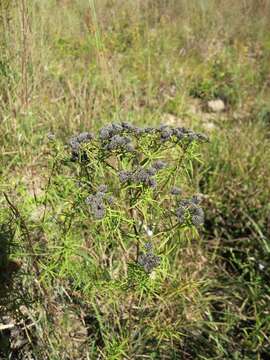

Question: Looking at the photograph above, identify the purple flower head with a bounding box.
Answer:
[176,206,185,224]
[160,126,173,141]
[119,171,132,183]
[85,191,107,220]
[85,195,94,205]
[112,123,123,132]
[146,167,157,176]
[144,242,153,252]
[148,178,157,188]
[99,128,110,140]
[138,252,161,273]
[77,132,93,143]
[173,128,185,140]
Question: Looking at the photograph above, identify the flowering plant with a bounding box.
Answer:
[56,122,208,291]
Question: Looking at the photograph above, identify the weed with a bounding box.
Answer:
[1,0,270,358]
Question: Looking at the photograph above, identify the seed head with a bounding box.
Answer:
[188,204,204,227]
[69,138,80,149]
[146,167,157,176]
[138,252,161,273]
[176,206,185,224]
[99,128,110,140]
[95,191,106,199]
[144,242,153,252]
[119,171,132,183]
[85,191,106,219]
[112,123,123,132]
[173,128,185,140]
[99,124,116,140]
[144,127,155,134]
[159,126,173,141]
[68,132,93,161]
[148,178,157,188]
[134,168,149,183]
[85,195,94,205]
[92,203,105,219]
[191,215,204,227]
[112,134,126,145]
[77,132,93,143]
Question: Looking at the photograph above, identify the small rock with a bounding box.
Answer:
[202,122,217,132]
[207,99,225,113]
[19,305,29,316]
[47,132,55,141]
[188,98,202,115]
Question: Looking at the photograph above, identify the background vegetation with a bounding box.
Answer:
[1,0,270,359]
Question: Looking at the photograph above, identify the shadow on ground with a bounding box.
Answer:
[0,220,30,359]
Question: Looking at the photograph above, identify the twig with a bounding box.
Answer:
[0,323,15,331]
[3,192,53,310]
[3,192,35,261]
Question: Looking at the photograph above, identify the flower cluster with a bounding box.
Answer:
[98,122,208,148]
[69,132,94,161]
[109,135,133,151]
[118,170,132,184]
[120,122,154,136]
[175,206,185,224]
[157,125,174,142]
[189,204,204,226]
[144,241,153,251]
[118,161,167,188]
[47,121,208,298]
[85,184,108,219]
[99,123,123,140]
[154,124,209,144]
[99,123,135,153]
[138,242,161,273]
[175,195,204,227]
[132,166,158,188]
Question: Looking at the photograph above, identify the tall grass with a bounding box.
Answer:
[1,0,270,358]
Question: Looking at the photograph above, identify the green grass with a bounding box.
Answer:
[1,0,270,359]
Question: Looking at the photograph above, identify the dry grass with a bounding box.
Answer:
[1,1,270,359]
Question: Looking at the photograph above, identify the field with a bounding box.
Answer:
[1,1,270,359]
